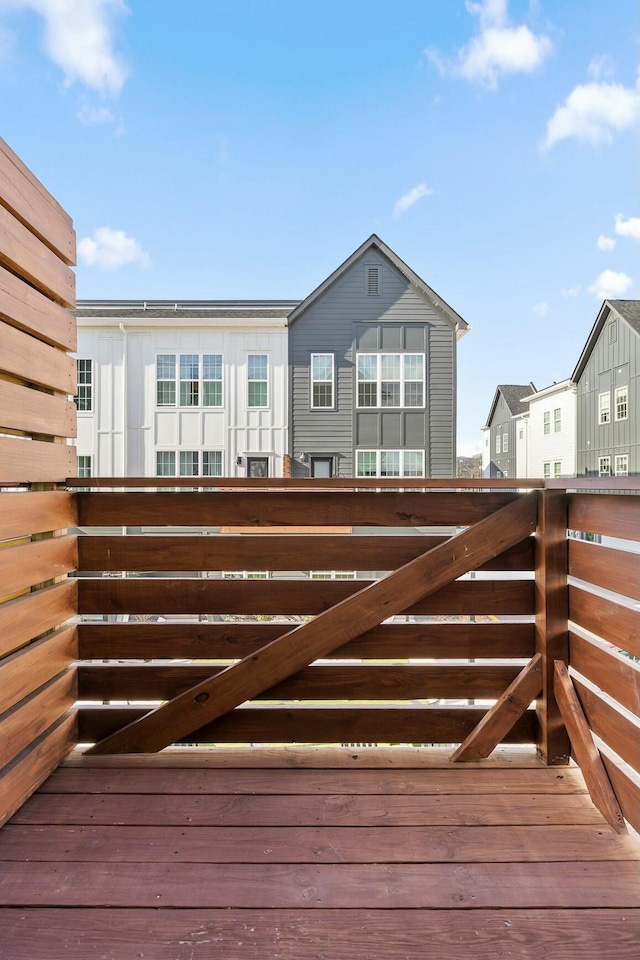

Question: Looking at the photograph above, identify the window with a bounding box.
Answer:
[77,455,92,478]
[366,265,380,296]
[156,354,223,407]
[203,451,222,476]
[310,571,356,580]
[203,355,223,407]
[554,461,562,478]
[223,570,269,580]
[502,433,508,453]
[554,408,561,433]
[180,355,199,406]
[356,449,424,478]
[356,354,424,408]
[179,450,199,476]
[543,462,551,479]
[75,359,92,411]
[598,456,611,477]
[543,411,550,435]
[156,355,176,405]
[615,386,628,421]
[599,392,611,424]
[311,354,334,408]
[248,354,268,407]
[496,434,501,454]
[615,455,628,477]
[156,450,222,476]
[156,451,176,476]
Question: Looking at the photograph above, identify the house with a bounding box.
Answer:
[571,299,639,477]
[74,236,470,479]
[482,384,535,478]
[525,379,577,479]
[288,235,469,478]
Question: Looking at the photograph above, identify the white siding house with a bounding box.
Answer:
[527,380,576,479]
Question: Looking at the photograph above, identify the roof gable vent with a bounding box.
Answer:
[367,265,380,297]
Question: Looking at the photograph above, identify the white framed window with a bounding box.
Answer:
[156,450,223,476]
[598,456,611,477]
[311,353,334,408]
[203,354,223,407]
[502,433,508,453]
[599,392,611,424]
[203,451,223,476]
[179,355,199,406]
[156,353,223,407]
[496,434,501,454]
[247,354,268,407]
[156,355,176,406]
[156,451,176,476]
[222,570,269,579]
[366,264,380,296]
[75,359,93,412]
[310,571,356,580]
[615,386,628,421]
[77,455,92,478]
[356,449,425,478]
[543,411,550,435]
[356,354,425,408]
[179,450,199,476]
[554,461,562,478]
[543,462,551,479]
[554,408,561,432]
[614,454,628,477]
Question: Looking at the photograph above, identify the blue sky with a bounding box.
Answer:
[1,0,638,454]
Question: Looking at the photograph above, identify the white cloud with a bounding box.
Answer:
[597,234,616,251]
[76,101,115,125]
[392,183,434,219]
[427,0,553,91]
[4,0,129,96]
[532,302,548,317]
[78,227,150,270]
[588,269,633,300]
[561,286,580,298]
[615,213,640,241]
[542,76,640,150]
[588,54,616,82]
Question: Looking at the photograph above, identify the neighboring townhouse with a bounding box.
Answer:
[74,236,470,479]
[288,235,469,478]
[526,379,577,479]
[482,384,535,478]
[571,299,639,478]
[74,301,291,478]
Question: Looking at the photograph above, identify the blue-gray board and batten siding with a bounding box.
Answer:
[289,248,458,478]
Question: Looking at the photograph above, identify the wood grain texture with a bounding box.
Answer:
[0,491,77,540]
[571,674,640,774]
[0,909,636,960]
[0,669,77,769]
[568,538,640,601]
[553,661,626,833]
[0,136,75,264]
[602,751,640,834]
[0,437,77,485]
[0,625,77,715]
[0,318,75,393]
[78,620,536,661]
[570,585,640,658]
[569,493,640,542]
[0,263,76,350]
[85,493,538,753]
[569,630,640,717]
[0,579,78,658]
[0,201,75,306]
[0,379,76,439]
[452,655,542,762]
[69,476,545,489]
[0,535,77,598]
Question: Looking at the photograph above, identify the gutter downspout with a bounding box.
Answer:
[119,322,128,477]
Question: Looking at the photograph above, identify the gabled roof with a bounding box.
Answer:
[287,234,470,339]
[483,383,536,428]
[571,299,640,383]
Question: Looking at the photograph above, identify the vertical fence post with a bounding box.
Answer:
[535,486,571,764]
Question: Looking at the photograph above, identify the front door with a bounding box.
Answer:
[247,457,269,478]
[311,457,333,478]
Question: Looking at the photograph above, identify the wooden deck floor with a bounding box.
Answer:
[0,748,638,959]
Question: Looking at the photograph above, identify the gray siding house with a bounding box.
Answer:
[572,299,639,477]
[288,235,469,478]
[482,384,535,479]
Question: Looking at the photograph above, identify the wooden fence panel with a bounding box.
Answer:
[568,539,640,602]
[0,535,77,599]
[571,675,640,775]
[0,264,76,351]
[0,379,76,439]
[569,632,640,718]
[569,495,640,542]
[0,626,78,716]
[0,492,77,541]
[0,200,75,306]
[0,318,76,394]
[570,586,640,659]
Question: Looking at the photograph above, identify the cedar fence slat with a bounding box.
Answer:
[571,674,640,775]
[0,625,78,715]
[570,585,640,659]
[68,476,545,489]
[0,669,77,769]
[0,263,76,351]
[0,580,78,659]
[0,535,77,598]
[601,751,640,834]
[0,201,75,306]
[0,437,77,485]
[569,631,640,717]
[0,491,77,541]
[568,538,640,601]
[0,379,76,439]
[569,494,640,542]
[0,318,76,393]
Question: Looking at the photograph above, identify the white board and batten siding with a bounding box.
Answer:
[527,381,577,479]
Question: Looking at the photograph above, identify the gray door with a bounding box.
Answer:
[311,457,333,478]
[247,457,269,478]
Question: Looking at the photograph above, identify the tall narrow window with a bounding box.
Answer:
[357,355,378,407]
[356,450,377,477]
[502,433,508,453]
[311,354,334,408]
[156,355,176,406]
[179,450,199,476]
[598,456,611,477]
[403,354,424,406]
[554,408,561,432]
[180,355,199,406]
[77,455,92,478]
[380,450,400,476]
[554,461,562,478]
[203,451,223,476]
[248,355,268,407]
[156,451,176,476]
[496,434,501,454]
[599,392,611,424]
[543,411,550,435]
[614,455,628,476]
[75,359,93,411]
[543,462,551,478]
[203,355,223,406]
[615,386,628,421]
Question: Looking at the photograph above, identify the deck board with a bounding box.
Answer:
[0,750,639,958]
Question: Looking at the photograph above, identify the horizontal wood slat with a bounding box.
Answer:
[0,712,76,828]
[568,538,640,601]
[0,263,76,351]
[77,577,535,617]
[79,705,536,747]
[78,534,535,572]
[77,621,536,661]
[571,675,640,775]
[569,494,640,542]
[0,137,75,264]
[0,625,78,715]
[0,437,77,485]
[77,663,522,703]
[0,580,77,659]
[0,201,75,306]
[0,535,77,598]
[69,476,546,489]
[0,491,77,541]
[0,318,75,393]
[601,752,640,834]
[569,631,640,717]
[0,379,76,439]
[77,490,524,528]
[570,585,640,659]
[0,669,77,769]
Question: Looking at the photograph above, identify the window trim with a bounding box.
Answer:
[75,358,93,413]
[77,454,92,478]
[155,352,224,408]
[614,454,628,477]
[502,433,508,453]
[356,449,425,478]
[553,407,561,433]
[356,352,425,409]
[598,456,611,477]
[543,411,550,435]
[310,353,335,410]
[247,353,269,408]
[615,385,628,422]
[155,449,224,477]
[598,391,611,424]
